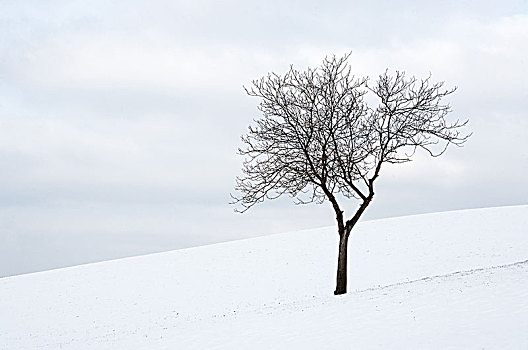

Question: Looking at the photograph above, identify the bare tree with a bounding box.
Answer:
[231,53,470,295]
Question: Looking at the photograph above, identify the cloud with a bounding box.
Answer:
[0,1,527,276]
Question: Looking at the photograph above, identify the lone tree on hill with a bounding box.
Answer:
[231,53,470,295]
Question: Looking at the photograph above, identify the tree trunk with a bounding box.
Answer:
[334,231,349,295]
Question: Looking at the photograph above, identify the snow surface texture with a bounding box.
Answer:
[1,205,527,349]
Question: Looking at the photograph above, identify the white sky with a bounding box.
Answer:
[1,0,527,276]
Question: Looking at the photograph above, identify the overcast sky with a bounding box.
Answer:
[1,0,527,277]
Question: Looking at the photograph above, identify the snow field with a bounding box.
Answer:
[1,205,527,349]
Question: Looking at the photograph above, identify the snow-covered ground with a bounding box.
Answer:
[1,205,527,349]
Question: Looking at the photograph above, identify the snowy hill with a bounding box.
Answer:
[1,205,527,349]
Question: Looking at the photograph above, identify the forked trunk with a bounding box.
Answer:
[333,196,373,295]
[334,231,349,295]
